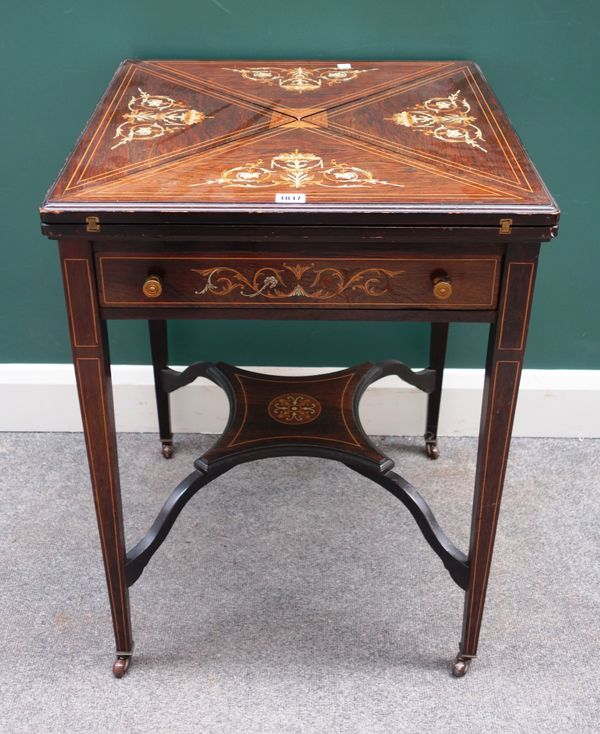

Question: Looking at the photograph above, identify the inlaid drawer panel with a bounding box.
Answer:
[96,254,500,309]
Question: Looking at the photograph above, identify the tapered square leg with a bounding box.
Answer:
[455,244,539,676]
[149,320,173,458]
[59,240,134,676]
[424,322,449,459]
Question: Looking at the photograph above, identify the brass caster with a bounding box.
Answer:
[451,654,471,678]
[425,441,439,460]
[161,443,174,459]
[112,655,131,678]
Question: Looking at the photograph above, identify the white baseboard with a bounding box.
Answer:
[1,364,598,437]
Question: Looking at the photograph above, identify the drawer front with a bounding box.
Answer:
[97,254,500,309]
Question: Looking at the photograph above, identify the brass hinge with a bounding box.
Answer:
[86,215,101,233]
[498,218,512,235]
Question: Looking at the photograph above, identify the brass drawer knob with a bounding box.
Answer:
[432,274,452,300]
[142,274,162,299]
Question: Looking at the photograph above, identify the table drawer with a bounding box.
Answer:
[97,254,500,309]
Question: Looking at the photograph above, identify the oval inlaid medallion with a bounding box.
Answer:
[268,393,322,425]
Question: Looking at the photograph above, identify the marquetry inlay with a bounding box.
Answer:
[268,393,322,424]
[223,65,377,93]
[191,263,406,300]
[190,149,403,190]
[111,88,209,149]
[386,90,487,153]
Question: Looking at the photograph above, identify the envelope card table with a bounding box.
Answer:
[40,59,559,678]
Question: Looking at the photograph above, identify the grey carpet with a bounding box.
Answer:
[0,433,598,733]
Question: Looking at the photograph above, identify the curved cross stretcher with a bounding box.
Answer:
[125,361,469,592]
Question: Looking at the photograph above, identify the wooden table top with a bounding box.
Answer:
[41,59,559,229]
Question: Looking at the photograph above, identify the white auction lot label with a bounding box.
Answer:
[337,63,352,69]
[275,193,306,203]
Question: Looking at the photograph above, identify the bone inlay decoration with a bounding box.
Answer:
[268,394,322,424]
[191,149,403,189]
[111,89,209,149]
[224,66,377,93]
[386,90,487,153]
[191,263,406,300]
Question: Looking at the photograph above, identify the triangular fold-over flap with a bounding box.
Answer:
[146,60,458,117]
[71,125,518,205]
[54,61,292,197]
[316,64,537,194]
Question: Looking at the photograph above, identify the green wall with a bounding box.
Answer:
[1,1,598,368]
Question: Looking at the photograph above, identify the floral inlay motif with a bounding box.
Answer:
[386,90,487,153]
[111,89,209,149]
[190,150,403,190]
[224,66,377,93]
[268,394,322,425]
[191,263,405,300]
